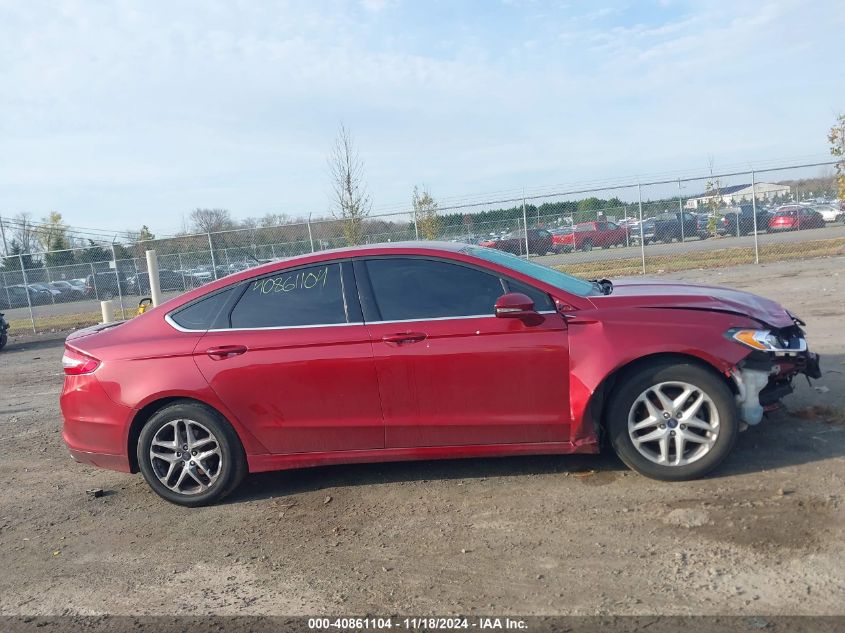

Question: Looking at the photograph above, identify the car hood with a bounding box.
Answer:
[593,278,794,328]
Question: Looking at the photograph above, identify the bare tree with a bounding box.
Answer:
[412,185,440,240]
[328,123,371,245]
[189,208,235,234]
[11,212,38,254]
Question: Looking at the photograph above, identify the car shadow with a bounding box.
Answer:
[228,451,627,504]
[228,416,845,504]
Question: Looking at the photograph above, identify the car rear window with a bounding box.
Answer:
[230,263,347,328]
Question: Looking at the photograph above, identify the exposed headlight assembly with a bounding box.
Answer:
[727,328,807,353]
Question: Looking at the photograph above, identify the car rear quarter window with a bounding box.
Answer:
[169,286,237,331]
[365,258,505,321]
[169,286,240,330]
[230,263,347,328]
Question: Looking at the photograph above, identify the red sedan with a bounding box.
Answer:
[61,242,820,506]
[768,206,825,232]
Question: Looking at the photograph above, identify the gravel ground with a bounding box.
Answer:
[0,256,843,617]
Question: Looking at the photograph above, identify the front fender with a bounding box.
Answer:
[566,307,757,445]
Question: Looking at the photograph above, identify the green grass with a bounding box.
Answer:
[553,236,845,279]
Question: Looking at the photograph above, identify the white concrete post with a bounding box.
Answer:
[146,249,162,307]
[101,300,115,324]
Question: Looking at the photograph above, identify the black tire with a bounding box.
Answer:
[137,401,247,507]
[0,333,7,351]
[605,359,738,481]
[581,240,593,252]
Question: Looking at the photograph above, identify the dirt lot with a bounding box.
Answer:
[1,256,843,617]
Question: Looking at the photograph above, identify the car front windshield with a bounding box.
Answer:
[464,246,596,296]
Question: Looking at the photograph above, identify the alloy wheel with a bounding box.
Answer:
[149,419,223,495]
[627,381,720,466]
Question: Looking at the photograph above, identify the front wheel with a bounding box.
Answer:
[0,333,7,351]
[605,360,738,481]
[581,240,593,252]
[138,401,247,506]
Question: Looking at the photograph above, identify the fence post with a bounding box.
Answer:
[2,273,11,311]
[177,253,187,290]
[751,169,759,265]
[307,214,315,252]
[678,179,685,243]
[111,243,125,319]
[207,233,218,280]
[18,254,36,333]
[413,207,419,241]
[522,190,530,259]
[638,183,646,275]
[89,263,98,300]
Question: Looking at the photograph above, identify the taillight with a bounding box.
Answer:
[62,348,101,375]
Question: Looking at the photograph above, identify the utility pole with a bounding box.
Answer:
[0,215,8,255]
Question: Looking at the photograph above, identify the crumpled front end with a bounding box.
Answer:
[730,319,821,425]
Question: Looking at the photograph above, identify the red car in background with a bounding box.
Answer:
[553,221,629,252]
[768,206,825,232]
[61,242,820,506]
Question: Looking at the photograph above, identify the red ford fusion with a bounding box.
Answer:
[60,242,820,506]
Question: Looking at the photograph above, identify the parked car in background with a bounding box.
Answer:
[28,283,62,303]
[717,204,771,236]
[479,228,553,256]
[768,206,826,232]
[549,227,573,252]
[127,270,187,295]
[815,204,844,223]
[0,311,7,350]
[553,221,629,252]
[448,234,483,245]
[48,281,85,302]
[60,241,820,506]
[632,212,705,244]
[0,285,52,308]
[85,271,130,299]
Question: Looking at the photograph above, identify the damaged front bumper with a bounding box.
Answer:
[731,344,821,425]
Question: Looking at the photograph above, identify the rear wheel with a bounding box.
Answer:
[138,401,247,506]
[605,360,738,481]
[581,240,593,252]
[0,333,7,351]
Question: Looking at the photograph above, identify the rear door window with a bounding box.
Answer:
[230,263,347,328]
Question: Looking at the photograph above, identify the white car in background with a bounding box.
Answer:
[816,204,844,223]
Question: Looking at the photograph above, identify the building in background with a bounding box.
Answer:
[684,182,790,209]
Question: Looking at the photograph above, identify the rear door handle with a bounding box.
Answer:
[206,345,248,359]
[382,332,427,345]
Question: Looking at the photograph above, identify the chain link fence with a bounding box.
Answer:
[2,161,843,336]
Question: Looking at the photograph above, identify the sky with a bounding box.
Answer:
[1,0,843,236]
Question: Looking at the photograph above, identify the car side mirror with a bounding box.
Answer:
[494,292,536,319]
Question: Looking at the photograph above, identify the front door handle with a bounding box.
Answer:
[382,332,427,345]
[206,345,248,359]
